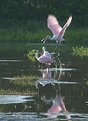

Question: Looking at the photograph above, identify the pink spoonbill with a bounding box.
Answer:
[35,47,53,66]
[41,14,72,44]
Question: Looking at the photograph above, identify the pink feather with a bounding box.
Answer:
[47,15,72,37]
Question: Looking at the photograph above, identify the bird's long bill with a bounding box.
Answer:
[41,36,49,43]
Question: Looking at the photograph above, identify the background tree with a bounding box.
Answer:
[0,0,88,26]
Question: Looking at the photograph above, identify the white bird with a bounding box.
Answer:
[41,14,72,44]
[35,47,53,65]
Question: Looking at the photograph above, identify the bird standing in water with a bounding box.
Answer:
[41,14,72,44]
[35,47,53,66]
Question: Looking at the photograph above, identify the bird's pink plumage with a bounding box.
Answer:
[47,15,62,35]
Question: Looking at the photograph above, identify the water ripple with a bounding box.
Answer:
[0,95,33,104]
[0,112,88,121]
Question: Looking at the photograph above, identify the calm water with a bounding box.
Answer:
[0,44,88,121]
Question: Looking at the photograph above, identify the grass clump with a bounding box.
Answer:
[72,46,88,57]
[10,75,38,86]
[27,49,36,62]
[0,75,39,95]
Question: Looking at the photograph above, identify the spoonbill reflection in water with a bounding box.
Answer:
[41,14,72,44]
[47,96,71,120]
[35,47,53,66]
[42,68,52,80]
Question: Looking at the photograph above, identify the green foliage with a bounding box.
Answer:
[0,0,88,26]
[10,75,38,86]
[0,19,49,43]
[0,75,39,95]
[72,46,88,57]
[65,27,88,45]
[27,49,36,62]
[0,23,88,44]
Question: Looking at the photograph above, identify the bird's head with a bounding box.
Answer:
[42,46,46,52]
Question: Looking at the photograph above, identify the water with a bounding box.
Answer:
[0,44,88,120]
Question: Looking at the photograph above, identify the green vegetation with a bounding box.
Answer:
[0,1,88,44]
[0,0,88,26]
[0,1,88,45]
[0,25,88,45]
[72,46,88,57]
[0,21,88,45]
[10,75,38,86]
[0,20,48,43]
[65,28,88,45]
[27,49,37,62]
[0,75,39,95]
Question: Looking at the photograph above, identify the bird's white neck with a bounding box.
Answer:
[35,51,39,59]
[50,35,55,40]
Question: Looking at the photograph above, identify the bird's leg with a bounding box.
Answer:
[55,41,61,54]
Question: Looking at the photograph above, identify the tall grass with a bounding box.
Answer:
[0,75,39,95]
[0,19,88,44]
[0,19,49,43]
[0,28,51,43]
[65,27,88,45]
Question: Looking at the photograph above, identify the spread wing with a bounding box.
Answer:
[59,16,72,37]
[47,15,62,35]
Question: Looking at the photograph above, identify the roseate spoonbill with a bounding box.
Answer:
[35,47,53,65]
[41,15,72,44]
[47,96,71,120]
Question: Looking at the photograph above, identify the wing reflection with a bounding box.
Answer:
[35,67,72,120]
[47,96,71,120]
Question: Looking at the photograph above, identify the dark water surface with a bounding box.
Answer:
[0,44,88,121]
